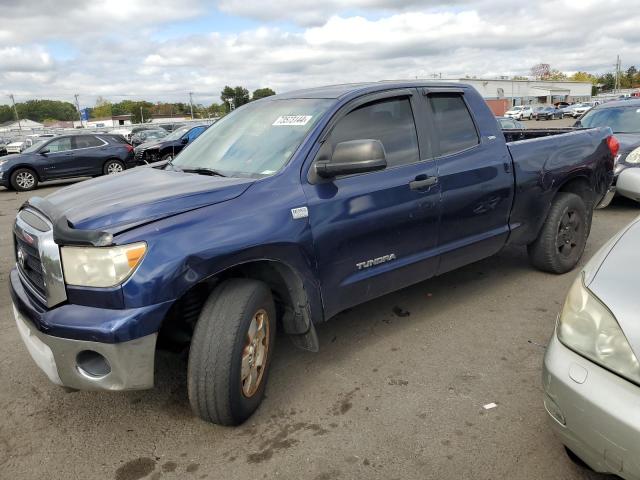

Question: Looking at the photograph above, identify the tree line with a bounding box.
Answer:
[0,86,276,125]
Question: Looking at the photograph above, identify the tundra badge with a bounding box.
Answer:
[291,206,309,219]
[356,253,396,270]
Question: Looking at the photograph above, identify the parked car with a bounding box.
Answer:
[109,127,133,141]
[0,134,135,191]
[536,106,563,121]
[10,82,614,426]
[504,105,534,120]
[131,128,167,147]
[558,104,576,117]
[575,98,640,206]
[496,117,526,129]
[543,210,640,479]
[133,124,208,163]
[0,140,7,156]
[568,103,593,118]
[532,105,547,120]
[157,122,187,132]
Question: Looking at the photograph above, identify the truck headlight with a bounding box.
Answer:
[557,274,640,384]
[61,242,147,287]
[625,146,640,164]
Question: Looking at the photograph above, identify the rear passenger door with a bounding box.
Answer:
[303,90,441,319]
[72,135,109,176]
[422,89,514,274]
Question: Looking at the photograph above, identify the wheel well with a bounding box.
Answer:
[8,165,40,181]
[557,176,594,210]
[157,260,317,352]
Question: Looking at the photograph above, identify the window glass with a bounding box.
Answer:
[187,126,206,141]
[325,97,419,168]
[46,137,73,153]
[75,136,103,149]
[429,94,479,156]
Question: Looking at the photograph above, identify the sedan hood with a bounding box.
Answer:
[613,133,640,154]
[42,166,255,233]
[586,216,640,358]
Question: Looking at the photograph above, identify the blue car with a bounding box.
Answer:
[10,81,614,425]
[0,134,135,191]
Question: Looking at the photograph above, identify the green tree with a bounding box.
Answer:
[221,86,250,112]
[597,73,616,91]
[91,97,112,119]
[252,87,276,101]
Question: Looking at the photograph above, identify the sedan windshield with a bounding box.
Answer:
[164,126,191,141]
[172,99,332,177]
[579,106,640,133]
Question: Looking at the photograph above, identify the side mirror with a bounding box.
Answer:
[315,139,387,179]
[40,148,50,155]
[181,137,189,145]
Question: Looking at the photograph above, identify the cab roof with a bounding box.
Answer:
[273,81,467,100]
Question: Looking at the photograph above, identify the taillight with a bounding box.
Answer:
[125,144,134,153]
[607,136,620,157]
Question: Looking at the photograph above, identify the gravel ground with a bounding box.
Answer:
[0,167,637,480]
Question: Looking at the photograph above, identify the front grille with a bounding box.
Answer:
[14,233,46,298]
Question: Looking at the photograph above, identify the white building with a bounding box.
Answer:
[0,119,44,133]
[73,114,133,129]
[452,78,592,106]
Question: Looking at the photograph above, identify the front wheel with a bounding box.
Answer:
[103,159,125,175]
[527,192,588,274]
[10,168,38,191]
[188,279,276,425]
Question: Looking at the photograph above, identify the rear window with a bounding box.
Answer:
[428,94,479,156]
[102,135,129,144]
[75,136,104,148]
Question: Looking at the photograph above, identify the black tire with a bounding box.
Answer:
[527,192,588,274]
[10,168,38,191]
[188,279,276,425]
[103,159,125,175]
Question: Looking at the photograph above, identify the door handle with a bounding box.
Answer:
[409,175,438,190]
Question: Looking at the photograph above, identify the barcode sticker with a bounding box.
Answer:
[273,115,312,126]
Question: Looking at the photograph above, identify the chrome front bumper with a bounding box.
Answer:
[543,333,640,479]
[13,305,157,391]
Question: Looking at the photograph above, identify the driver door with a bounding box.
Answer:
[302,90,441,319]
[40,137,76,180]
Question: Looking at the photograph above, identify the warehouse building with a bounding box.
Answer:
[444,78,593,115]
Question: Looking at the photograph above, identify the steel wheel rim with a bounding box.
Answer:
[241,309,270,398]
[556,209,581,257]
[16,172,34,189]
[107,162,123,174]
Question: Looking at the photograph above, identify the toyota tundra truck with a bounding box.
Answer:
[10,82,616,425]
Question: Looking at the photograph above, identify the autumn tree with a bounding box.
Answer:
[252,88,276,100]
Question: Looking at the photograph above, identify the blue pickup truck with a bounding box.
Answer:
[10,82,616,425]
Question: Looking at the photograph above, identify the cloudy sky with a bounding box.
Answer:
[1,0,638,107]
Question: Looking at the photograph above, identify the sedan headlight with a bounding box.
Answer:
[61,242,147,287]
[557,274,640,384]
[625,146,640,164]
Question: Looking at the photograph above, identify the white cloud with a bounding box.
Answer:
[0,0,639,105]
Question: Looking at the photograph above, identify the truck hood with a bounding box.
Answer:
[43,166,255,232]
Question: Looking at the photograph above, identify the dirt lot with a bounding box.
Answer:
[0,164,637,479]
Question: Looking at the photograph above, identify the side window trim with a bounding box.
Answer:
[423,92,481,159]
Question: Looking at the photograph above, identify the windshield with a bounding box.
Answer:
[164,126,191,141]
[579,106,640,133]
[22,139,47,153]
[172,99,332,177]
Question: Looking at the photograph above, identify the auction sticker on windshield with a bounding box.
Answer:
[273,115,312,126]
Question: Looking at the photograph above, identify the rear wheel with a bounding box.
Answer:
[528,192,588,274]
[103,159,124,175]
[188,279,276,425]
[10,168,38,191]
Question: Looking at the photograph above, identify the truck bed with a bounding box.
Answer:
[503,128,575,143]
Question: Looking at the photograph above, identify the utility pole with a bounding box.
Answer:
[614,55,622,93]
[189,92,194,119]
[9,94,22,131]
[140,106,144,123]
[74,94,83,128]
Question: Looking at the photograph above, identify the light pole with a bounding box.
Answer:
[74,94,83,128]
[9,94,22,131]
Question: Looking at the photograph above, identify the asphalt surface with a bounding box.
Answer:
[0,128,637,480]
